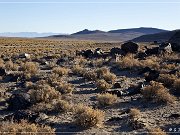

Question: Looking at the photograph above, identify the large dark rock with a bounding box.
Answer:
[145,46,159,55]
[121,42,139,54]
[169,30,180,52]
[159,42,172,53]
[77,49,94,58]
[3,110,39,123]
[0,68,6,76]
[7,93,32,111]
[145,70,160,82]
[110,47,125,56]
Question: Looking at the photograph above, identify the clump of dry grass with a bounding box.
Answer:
[173,79,180,95]
[53,99,72,112]
[158,74,177,87]
[74,56,88,66]
[72,65,87,76]
[29,84,61,103]
[148,127,167,135]
[0,58,4,67]
[74,104,105,128]
[141,58,160,70]
[116,54,141,69]
[91,58,104,67]
[96,67,117,83]
[129,108,141,118]
[55,82,74,94]
[20,62,39,75]
[96,93,117,106]
[5,60,18,71]
[96,67,109,78]
[0,120,55,135]
[102,72,117,84]
[96,79,112,91]
[141,81,176,104]
[83,70,97,81]
[52,67,69,76]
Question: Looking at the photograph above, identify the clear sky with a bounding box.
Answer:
[0,0,180,33]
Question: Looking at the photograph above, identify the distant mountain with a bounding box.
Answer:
[108,27,167,34]
[0,32,64,38]
[169,30,180,43]
[72,29,106,35]
[48,27,168,42]
[131,30,178,42]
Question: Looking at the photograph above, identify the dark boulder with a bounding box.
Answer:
[136,52,147,60]
[7,93,32,111]
[145,70,160,82]
[159,42,172,54]
[121,42,139,54]
[3,110,39,123]
[113,82,121,88]
[105,90,123,97]
[56,57,69,65]
[145,47,159,55]
[110,47,125,56]
[0,68,7,76]
[169,30,180,52]
[4,73,20,82]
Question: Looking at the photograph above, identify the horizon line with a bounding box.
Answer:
[0,1,180,4]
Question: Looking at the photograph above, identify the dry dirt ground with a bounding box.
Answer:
[0,38,179,134]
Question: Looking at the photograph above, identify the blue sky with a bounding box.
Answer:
[0,0,180,33]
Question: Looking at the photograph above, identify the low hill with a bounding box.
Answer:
[131,30,177,42]
[48,27,168,42]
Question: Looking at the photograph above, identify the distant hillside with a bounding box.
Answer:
[72,29,106,35]
[0,32,63,38]
[108,27,167,34]
[169,30,180,43]
[48,27,168,42]
[131,30,177,42]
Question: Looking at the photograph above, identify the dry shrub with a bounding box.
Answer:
[0,58,4,67]
[29,84,60,103]
[96,79,112,91]
[173,79,180,95]
[83,70,97,81]
[96,67,109,78]
[52,67,69,76]
[74,104,104,127]
[91,58,104,67]
[141,58,160,70]
[141,81,176,104]
[5,60,18,71]
[158,74,176,87]
[74,56,88,66]
[117,54,140,69]
[0,120,55,135]
[102,72,117,84]
[148,127,167,135]
[129,108,141,118]
[72,65,87,76]
[96,67,116,83]
[96,93,117,106]
[56,82,74,94]
[162,63,176,70]
[53,99,72,112]
[47,73,62,86]
[21,62,39,75]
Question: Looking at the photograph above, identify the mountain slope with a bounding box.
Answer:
[72,29,106,35]
[131,30,177,42]
[0,32,62,38]
[108,27,167,34]
[48,27,168,42]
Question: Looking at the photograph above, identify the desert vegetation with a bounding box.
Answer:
[0,38,179,134]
